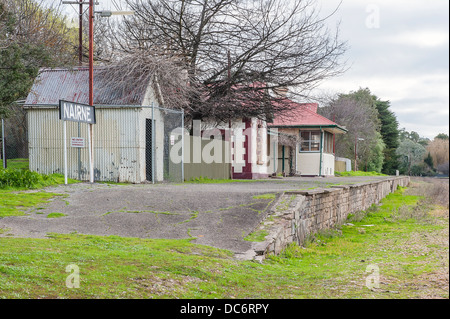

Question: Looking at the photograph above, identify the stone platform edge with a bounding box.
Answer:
[235,176,410,262]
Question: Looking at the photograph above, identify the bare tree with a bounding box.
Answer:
[427,138,449,168]
[1,0,76,63]
[319,93,384,171]
[100,0,347,122]
[96,49,197,111]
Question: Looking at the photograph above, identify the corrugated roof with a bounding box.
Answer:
[24,67,149,106]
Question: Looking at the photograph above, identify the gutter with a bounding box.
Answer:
[268,124,348,134]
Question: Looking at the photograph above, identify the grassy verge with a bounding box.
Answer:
[335,171,388,177]
[0,171,79,218]
[0,158,29,170]
[0,179,448,299]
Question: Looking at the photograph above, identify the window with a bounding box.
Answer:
[299,130,335,153]
[323,131,334,154]
[300,131,321,152]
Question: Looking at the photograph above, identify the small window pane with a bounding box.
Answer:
[301,131,310,140]
[311,132,320,142]
[311,142,320,151]
[300,141,310,151]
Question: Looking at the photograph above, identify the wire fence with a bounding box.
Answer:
[1,107,29,170]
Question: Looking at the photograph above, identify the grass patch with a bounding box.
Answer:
[0,171,78,218]
[0,179,448,299]
[335,171,388,177]
[0,191,63,218]
[0,158,29,170]
[244,229,269,242]
[46,212,66,218]
[0,169,79,190]
[252,193,276,200]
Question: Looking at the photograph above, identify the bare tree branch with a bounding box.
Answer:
[97,0,348,122]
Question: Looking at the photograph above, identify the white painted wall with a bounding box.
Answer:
[322,153,335,176]
[297,152,320,176]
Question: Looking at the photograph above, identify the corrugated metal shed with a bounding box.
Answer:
[24,67,184,183]
[24,67,158,183]
[25,67,147,106]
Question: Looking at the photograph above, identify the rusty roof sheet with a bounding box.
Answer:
[24,67,149,106]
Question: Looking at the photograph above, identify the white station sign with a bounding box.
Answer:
[59,100,96,124]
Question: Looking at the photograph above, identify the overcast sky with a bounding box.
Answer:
[58,0,449,140]
[316,0,449,140]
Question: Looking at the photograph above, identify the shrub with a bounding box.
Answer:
[0,168,40,188]
[0,169,71,189]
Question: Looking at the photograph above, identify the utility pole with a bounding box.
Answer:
[62,1,89,181]
[78,0,83,64]
[1,118,6,169]
[62,1,90,65]
[354,136,364,171]
[88,0,94,183]
[354,135,357,171]
[227,50,233,180]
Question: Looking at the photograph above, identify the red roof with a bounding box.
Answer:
[269,100,346,132]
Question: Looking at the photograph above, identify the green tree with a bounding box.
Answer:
[424,152,434,169]
[435,133,449,140]
[396,139,427,175]
[365,132,386,173]
[319,88,399,175]
[1,0,76,115]
[0,43,52,112]
[319,88,386,173]
[374,99,399,175]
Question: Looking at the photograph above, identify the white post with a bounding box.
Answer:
[88,124,93,183]
[63,120,68,185]
[181,109,184,182]
[89,124,94,183]
[2,118,6,169]
[151,104,155,184]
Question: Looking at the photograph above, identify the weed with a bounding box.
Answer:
[335,171,387,177]
[46,213,66,218]
[244,229,269,242]
[252,193,276,200]
[0,192,63,217]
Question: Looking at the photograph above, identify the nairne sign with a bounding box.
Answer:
[59,100,96,124]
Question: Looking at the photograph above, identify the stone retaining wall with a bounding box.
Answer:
[243,176,410,261]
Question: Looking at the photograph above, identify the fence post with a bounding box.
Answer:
[1,118,6,169]
[151,103,155,184]
[181,109,184,182]
[63,120,68,185]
